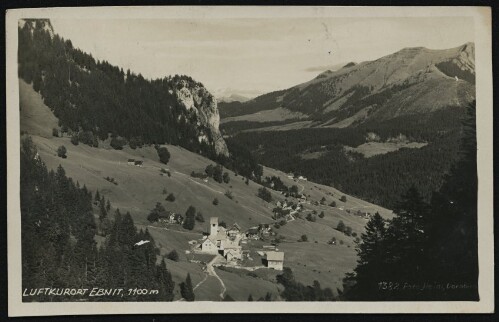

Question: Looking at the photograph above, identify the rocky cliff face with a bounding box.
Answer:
[19,19,55,38]
[175,80,229,156]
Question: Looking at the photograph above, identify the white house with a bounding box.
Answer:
[266,251,284,270]
[201,237,219,255]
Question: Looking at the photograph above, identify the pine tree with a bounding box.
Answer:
[426,102,478,300]
[344,213,387,300]
[387,185,430,279]
[156,259,175,301]
[180,273,195,301]
[182,206,196,230]
[94,190,100,204]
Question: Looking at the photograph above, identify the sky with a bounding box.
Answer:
[51,17,474,98]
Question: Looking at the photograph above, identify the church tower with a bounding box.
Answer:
[209,217,218,236]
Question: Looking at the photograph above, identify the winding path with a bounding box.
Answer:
[206,255,227,300]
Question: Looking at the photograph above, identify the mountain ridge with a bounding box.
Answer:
[18,18,229,157]
[219,42,475,128]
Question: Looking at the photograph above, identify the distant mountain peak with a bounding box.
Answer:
[342,62,357,69]
[221,42,475,128]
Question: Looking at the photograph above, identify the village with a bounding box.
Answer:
[191,217,285,271]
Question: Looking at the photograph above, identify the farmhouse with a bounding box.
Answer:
[200,237,219,255]
[127,159,135,166]
[157,212,183,225]
[265,251,284,270]
[227,223,241,238]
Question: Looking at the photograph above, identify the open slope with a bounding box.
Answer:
[20,79,392,300]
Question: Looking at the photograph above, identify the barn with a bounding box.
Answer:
[266,251,284,270]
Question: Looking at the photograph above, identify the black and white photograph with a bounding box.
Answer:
[6,6,494,315]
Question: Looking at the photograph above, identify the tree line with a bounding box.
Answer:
[232,111,464,209]
[18,20,263,184]
[342,103,478,301]
[21,137,175,301]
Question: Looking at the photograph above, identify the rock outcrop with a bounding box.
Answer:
[175,80,229,156]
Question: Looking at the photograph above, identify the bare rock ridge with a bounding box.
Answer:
[19,19,55,38]
[175,80,229,156]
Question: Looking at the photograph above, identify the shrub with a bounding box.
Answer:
[329,201,336,207]
[52,128,59,137]
[166,193,175,202]
[274,223,280,229]
[257,187,272,203]
[318,211,325,218]
[336,220,346,232]
[70,135,79,145]
[167,249,179,261]
[223,172,230,183]
[78,131,98,147]
[306,213,316,222]
[213,198,219,205]
[156,146,171,165]
[340,195,347,202]
[299,234,308,242]
[57,145,67,158]
[224,190,234,200]
[328,237,337,245]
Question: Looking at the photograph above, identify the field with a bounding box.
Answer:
[221,107,307,124]
[19,79,393,300]
[345,141,428,158]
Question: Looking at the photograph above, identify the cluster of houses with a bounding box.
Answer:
[353,210,373,220]
[286,173,308,181]
[200,217,243,261]
[157,211,184,225]
[246,224,273,240]
[198,217,284,270]
[127,159,143,167]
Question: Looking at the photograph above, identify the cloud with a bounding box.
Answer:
[304,63,346,73]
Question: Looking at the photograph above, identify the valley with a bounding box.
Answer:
[20,78,392,300]
[219,44,474,209]
[14,15,482,306]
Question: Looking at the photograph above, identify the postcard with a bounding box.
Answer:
[6,5,494,315]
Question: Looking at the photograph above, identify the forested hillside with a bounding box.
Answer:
[21,137,175,301]
[342,103,478,300]
[18,20,222,157]
[232,108,465,209]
